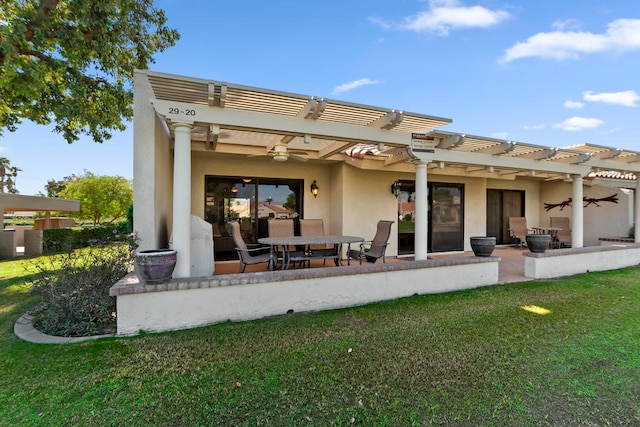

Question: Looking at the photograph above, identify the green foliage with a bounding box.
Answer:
[44,173,78,197]
[43,221,129,252]
[58,171,132,225]
[0,0,179,143]
[126,203,133,233]
[0,156,21,194]
[28,241,135,336]
[629,224,635,239]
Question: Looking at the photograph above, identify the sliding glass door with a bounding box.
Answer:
[396,180,464,254]
[205,176,303,260]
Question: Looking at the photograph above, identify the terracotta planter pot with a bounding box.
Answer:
[470,236,496,257]
[135,249,177,283]
[525,234,551,253]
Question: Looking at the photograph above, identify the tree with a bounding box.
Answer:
[0,0,179,143]
[44,173,78,197]
[0,157,21,193]
[58,171,132,225]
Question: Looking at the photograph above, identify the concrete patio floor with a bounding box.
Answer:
[213,245,528,285]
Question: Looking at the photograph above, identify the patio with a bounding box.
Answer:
[213,245,529,284]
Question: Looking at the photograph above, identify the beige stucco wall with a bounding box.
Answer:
[540,182,630,246]
[133,71,173,251]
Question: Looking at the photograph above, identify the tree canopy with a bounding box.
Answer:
[0,0,179,143]
[58,171,132,225]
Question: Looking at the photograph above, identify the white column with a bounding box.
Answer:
[172,122,193,278]
[635,177,640,243]
[414,160,428,260]
[572,175,584,248]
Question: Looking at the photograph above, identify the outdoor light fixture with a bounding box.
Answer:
[242,178,252,183]
[391,180,401,197]
[310,180,319,198]
[231,186,238,193]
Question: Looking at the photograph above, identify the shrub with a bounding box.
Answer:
[28,238,136,337]
[43,221,130,253]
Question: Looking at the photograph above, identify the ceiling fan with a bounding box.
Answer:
[252,144,309,162]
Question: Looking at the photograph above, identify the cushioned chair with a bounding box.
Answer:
[267,219,307,268]
[348,220,394,265]
[300,218,338,266]
[230,221,272,273]
[550,216,572,248]
[508,217,531,249]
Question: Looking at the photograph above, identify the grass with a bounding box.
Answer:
[1,254,640,425]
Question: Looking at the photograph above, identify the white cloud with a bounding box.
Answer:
[370,0,511,36]
[563,100,584,109]
[551,19,582,31]
[501,18,640,62]
[554,116,604,131]
[523,123,546,130]
[583,90,639,107]
[332,78,381,95]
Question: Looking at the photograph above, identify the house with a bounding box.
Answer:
[114,70,640,335]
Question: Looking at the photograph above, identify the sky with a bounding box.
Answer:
[2,0,640,195]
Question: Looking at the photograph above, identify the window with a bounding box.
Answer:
[205,176,303,260]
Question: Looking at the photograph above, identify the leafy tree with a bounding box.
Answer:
[58,171,132,225]
[283,192,297,212]
[44,173,78,197]
[0,156,21,193]
[0,0,179,143]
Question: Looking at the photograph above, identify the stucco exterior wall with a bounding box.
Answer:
[112,257,500,335]
[340,166,399,255]
[540,182,630,246]
[133,71,173,250]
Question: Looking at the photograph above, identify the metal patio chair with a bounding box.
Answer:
[230,221,272,273]
[348,220,394,265]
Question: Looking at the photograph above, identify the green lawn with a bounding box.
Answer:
[1,255,640,426]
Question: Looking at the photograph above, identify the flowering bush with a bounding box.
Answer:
[29,233,137,337]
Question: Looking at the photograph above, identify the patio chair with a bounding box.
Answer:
[230,221,272,273]
[508,217,531,249]
[267,219,308,268]
[300,218,338,266]
[550,216,572,248]
[348,220,394,265]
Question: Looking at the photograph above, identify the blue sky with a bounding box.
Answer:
[2,0,640,195]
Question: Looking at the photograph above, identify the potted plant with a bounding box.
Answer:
[469,236,496,257]
[134,249,177,283]
[525,234,551,253]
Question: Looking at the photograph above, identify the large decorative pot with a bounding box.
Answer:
[470,236,496,257]
[525,234,551,253]
[135,249,177,283]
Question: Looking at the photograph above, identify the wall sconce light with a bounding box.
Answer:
[391,180,401,197]
[310,180,319,198]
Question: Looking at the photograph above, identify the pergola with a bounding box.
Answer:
[137,70,640,277]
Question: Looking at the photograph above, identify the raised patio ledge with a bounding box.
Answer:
[110,256,500,336]
[523,243,640,279]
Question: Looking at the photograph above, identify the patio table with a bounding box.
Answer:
[257,235,364,270]
[531,227,562,249]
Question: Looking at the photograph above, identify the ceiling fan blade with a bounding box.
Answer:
[289,154,308,162]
